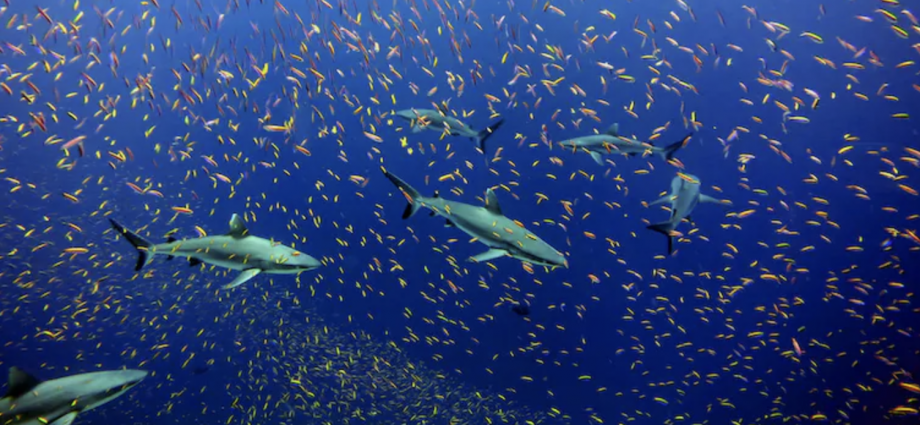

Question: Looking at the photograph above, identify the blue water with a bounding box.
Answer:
[2,0,920,424]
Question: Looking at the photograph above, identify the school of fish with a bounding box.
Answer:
[1,0,920,424]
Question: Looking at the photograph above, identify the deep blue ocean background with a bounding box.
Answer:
[2,0,920,424]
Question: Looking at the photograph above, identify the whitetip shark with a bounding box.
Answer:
[558,123,691,165]
[646,173,730,254]
[394,108,505,154]
[381,167,567,268]
[108,214,321,289]
[0,367,147,425]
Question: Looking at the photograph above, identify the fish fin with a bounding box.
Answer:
[646,222,676,255]
[589,151,604,165]
[470,248,508,263]
[699,194,724,204]
[108,219,153,271]
[189,257,203,267]
[223,269,262,290]
[166,236,177,243]
[475,119,505,154]
[381,167,422,219]
[429,210,437,217]
[605,123,619,136]
[5,367,41,398]
[227,214,249,238]
[649,195,672,206]
[51,412,78,425]
[166,255,175,261]
[50,411,77,425]
[659,133,692,161]
[445,219,454,227]
[484,188,502,215]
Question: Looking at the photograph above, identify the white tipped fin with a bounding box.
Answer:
[223,269,261,289]
[51,412,78,425]
[484,188,502,215]
[227,214,249,238]
[470,249,508,263]
[589,151,604,165]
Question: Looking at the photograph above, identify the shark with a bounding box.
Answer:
[0,367,147,425]
[558,123,691,165]
[108,214,322,289]
[381,167,567,268]
[394,108,505,154]
[646,173,729,254]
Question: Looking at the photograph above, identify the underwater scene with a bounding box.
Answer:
[1,0,920,424]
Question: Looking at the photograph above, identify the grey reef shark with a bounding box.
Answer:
[559,123,691,165]
[0,367,147,425]
[109,213,321,289]
[394,106,505,154]
[646,173,731,254]
[381,167,567,268]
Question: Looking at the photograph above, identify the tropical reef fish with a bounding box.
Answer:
[394,108,505,154]
[559,123,691,165]
[108,214,321,289]
[0,367,147,425]
[646,173,728,254]
[381,167,566,268]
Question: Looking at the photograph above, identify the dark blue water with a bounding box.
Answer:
[2,1,919,424]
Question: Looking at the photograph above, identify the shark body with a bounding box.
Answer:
[109,214,321,289]
[559,123,691,165]
[394,108,505,153]
[381,168,567,268]
[646,173,728,254]
[0,367,147,425]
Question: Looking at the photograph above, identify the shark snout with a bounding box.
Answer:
[117,369,149,387]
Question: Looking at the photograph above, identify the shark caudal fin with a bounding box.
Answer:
[646,221,677,255]
[475,119,505,154]
[659,133,692,161]
[109,219,153,271]
[381,167,423,219]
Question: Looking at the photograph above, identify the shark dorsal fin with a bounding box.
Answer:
[227,214,249,238]
[605,123,620,136]
[6,367,41,398]
[484,188,502,215]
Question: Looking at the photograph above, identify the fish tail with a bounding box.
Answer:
[660,133,692,161]
[109,219,153,271]
[475,119,505,154]
[381,167,422,219]
[646,221,676,255]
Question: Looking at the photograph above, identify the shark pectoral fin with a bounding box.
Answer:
[589,151,604,165]
[223,269,261,290]
[699,194,724,204]
[649,195,672,206]
[227,214,249,238]
[6,367,41,398]
[470,248,508,263]
[51,412,78,425]
[605,123,620,136]
[189,257,203,267]
[484,188,502,215]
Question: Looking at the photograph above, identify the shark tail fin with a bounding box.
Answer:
[646,222,676,255]
[381,167,423,219]
[475,119,505,154]
[109,219,153,271]
[660,133,692,161]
